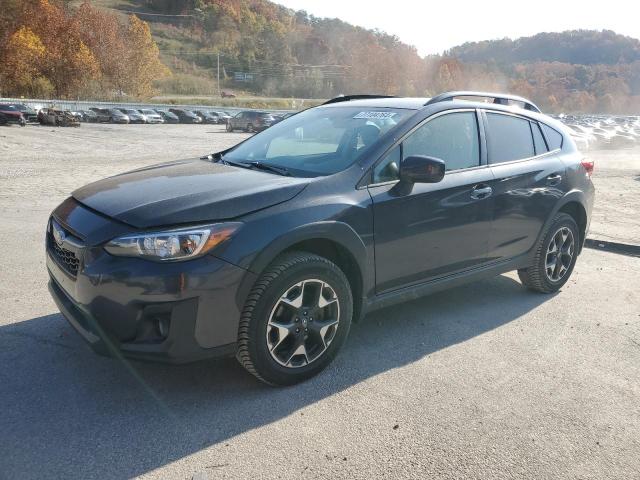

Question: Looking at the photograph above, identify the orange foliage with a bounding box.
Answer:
[0,0,169,98]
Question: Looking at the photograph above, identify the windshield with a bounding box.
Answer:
[1,105,18,111]
[141,110,156,115]
[223,106,412,177]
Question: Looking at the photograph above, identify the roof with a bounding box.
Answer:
[321,97,429,110]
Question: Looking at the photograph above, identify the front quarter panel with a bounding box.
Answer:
[214,178,375,305]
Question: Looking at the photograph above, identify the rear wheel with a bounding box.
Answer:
[518,213,579,293]
[246,123,254,133]
[237,252,353,386]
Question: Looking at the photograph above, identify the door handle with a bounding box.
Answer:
[470,185,493,200]
[546,174,562,186]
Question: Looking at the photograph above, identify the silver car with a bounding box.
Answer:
[140,109,164,124]
[118,108,147,124]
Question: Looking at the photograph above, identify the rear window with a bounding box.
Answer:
[541,124,563,150]
[531,122,548,155]
[486,113,535,164]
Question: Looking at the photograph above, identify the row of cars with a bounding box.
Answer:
[78,107,234,125]
[0,102,293,131]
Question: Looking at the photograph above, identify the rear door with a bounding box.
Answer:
[369,109,495,293]
[482,111,567,261]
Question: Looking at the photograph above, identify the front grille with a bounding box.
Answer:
[50,241,80,276]
[47,222,81,278]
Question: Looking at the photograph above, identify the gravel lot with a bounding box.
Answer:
[1,124,639,479]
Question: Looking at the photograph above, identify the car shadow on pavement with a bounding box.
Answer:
[0,274,553,478]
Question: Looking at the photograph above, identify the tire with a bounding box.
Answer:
[246,123,254,133]
[237,251,353,386]
[518,213,579,293]
[226,122,233,132]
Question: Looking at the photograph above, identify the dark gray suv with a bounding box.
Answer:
[47,91,594,385]
[227,110,275,132]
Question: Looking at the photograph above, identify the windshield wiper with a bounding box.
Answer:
[241,161,291,176]
[212,155,291,176]
[216,157,254,170]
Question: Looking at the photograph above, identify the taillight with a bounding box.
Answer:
[581,159,594,177]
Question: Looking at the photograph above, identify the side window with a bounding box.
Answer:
[402,111,480,171]
[541,124,563,150]
[486,113,535,164]
[372,145,401,183]
[531,122,548,155]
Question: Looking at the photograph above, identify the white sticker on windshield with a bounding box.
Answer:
[353,111,397,119]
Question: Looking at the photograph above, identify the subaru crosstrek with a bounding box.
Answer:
[46,91,595,385]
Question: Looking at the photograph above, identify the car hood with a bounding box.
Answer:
[72,159,310,228]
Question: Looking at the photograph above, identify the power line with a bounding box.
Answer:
[158,50,351,69]
[118,10,196,18]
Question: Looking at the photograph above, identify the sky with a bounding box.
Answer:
[274,0,640,56]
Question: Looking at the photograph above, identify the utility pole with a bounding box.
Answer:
[217,52,220,97]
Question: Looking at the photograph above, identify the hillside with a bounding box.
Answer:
[3,0,640,113]
[447,30,640,65]
[115,1,640,113]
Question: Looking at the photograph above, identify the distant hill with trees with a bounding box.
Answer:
[2,0,640,113]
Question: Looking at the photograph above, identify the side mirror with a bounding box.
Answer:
[400,155,445,183]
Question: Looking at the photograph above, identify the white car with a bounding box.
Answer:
[140,109,164,124]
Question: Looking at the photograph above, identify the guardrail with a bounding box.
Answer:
[0,97,292,115]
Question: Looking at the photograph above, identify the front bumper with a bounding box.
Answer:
[46,201,254,363]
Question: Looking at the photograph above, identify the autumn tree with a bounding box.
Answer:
[122,14,171,98]
[1,27,51,96]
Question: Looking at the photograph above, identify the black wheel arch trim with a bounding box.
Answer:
[530,190,590,261]
[233,221,370,322]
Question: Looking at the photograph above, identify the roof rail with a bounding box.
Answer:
[322,94,395,105]
[425,91,541,113]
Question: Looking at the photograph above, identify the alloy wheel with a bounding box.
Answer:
[545,226,575,282]
[266,279,340,368]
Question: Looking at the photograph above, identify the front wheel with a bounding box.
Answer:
[518,213,579,293]
[226,122,233,132]
[237,252,353,386]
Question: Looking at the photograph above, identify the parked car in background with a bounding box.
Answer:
[169,108,202,124]
[70,111,84,122]
[193,110,219,124]
[118,108,147,124]
[214,111,232,124]
[226,110,275,132]
[90,108,129,124]
[7,103,38,123]
[0,104,26,126]
[139,109,164,124]
[38,108,80,127]
[80,110,98,123]
[157,110,179,124]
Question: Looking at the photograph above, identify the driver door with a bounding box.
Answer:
[368,110,495,294]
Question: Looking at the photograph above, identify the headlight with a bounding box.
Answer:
[104,223,241,261]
